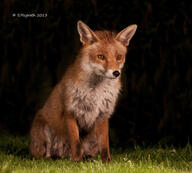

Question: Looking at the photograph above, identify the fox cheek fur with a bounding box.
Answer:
[29,20,137,162]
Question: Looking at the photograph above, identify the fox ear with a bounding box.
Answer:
[77,20,99,45]
[115,24,137,46]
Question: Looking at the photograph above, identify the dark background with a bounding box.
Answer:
[0,0,192,148]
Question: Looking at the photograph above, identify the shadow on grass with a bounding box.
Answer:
[0,134,32,159]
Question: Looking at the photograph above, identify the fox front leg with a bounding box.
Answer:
[94,118,111,163]
[65,113,83,162]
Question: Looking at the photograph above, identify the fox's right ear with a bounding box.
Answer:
[77,21,99,45]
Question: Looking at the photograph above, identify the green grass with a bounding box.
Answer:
[0,135,191,173]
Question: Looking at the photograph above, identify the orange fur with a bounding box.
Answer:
[30,21,137,162]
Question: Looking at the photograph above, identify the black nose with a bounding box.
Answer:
[113,71,120,77]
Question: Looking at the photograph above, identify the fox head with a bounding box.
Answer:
[77,21,137,79]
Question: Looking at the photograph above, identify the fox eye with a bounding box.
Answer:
[117,55,122,61]
[97,54,105,60]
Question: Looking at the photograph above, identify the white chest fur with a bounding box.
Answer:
[66,74,120,129]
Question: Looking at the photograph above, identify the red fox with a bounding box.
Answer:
[30,20,137,162]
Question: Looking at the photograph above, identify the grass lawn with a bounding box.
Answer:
[0,135,191,173]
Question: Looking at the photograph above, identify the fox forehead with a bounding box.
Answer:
[84,32,127,57]
[94,30,127,54]
[93,41,126,56]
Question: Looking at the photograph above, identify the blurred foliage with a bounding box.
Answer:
[0,0,192,146]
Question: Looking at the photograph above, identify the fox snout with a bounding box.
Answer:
[89,63,121,79]
[104,69,121,79]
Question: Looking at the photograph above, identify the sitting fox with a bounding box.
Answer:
[30,20,137,162]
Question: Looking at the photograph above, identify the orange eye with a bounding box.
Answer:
[117,55,122,61]
[97,54,105,60]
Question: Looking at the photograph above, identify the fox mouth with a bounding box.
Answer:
[107,76,118,80]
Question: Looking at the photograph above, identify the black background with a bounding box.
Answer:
[0,0,192,148]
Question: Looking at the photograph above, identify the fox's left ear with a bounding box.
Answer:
[115,24,137,46]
